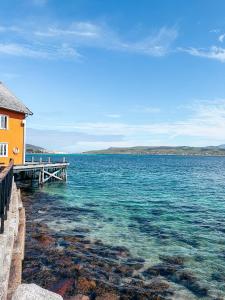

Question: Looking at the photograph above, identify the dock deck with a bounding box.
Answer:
[14,162,69,172]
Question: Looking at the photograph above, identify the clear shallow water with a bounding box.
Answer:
[26,154,225,298]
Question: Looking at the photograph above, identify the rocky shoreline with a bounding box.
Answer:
[20,188,215,300]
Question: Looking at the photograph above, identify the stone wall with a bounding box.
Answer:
[0,181,62,300]
[0,181,25,300]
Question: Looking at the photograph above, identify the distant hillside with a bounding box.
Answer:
[83,146,225,156]
[26,144,47,153]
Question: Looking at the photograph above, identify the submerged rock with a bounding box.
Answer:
[95,292,119,300]
[145,279,170,292]
[174,270,208,297]
[142,263,180,279]
[50,278,74,296]
[31,233,55,246]
[76,278,96,294]
[142,260,208,298]
[21,189,211,299]
[66,295,90,300]
[211,272,225,282]
[159,255,186,266]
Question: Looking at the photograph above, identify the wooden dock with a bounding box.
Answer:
[13,159,69,185]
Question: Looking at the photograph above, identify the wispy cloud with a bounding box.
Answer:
[179,46,225,62]
[0,72,20,80]
[209,29,220,34]
[0,21,178,59]
[0,43,80,59]
[120,27,178,56]
[35,22,101,38]
[27,100,225,151]
[132,105,161,113]
[27,128,124,152]
[39,100,225,140]
[31,0,48,6]
[76,140,142,151]
[35,23,178,57]
[106,114,121,118]
[0,43,47,58]
[179,28,225,62]
[218,33,225,43]
[166,100,225,142]
[0,25,22,33]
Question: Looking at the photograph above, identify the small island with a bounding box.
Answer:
[84,145,225,156]
[26,144,66,154]
[26,144,48,154]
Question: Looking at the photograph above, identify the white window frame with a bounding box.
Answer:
[0,114,8,130]
[0,143,8,157]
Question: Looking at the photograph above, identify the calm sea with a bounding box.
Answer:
[25,154,225,299]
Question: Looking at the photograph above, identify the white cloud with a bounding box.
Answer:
[179,46,225,62]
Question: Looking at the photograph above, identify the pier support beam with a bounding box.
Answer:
[14,162,69,186]
[38,167,67,185]
[43,169,63,183]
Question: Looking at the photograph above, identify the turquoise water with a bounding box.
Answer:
[26,154,225,299]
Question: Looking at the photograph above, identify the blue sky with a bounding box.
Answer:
[1,0,225,152]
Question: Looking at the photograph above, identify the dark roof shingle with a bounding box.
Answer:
[0,82,32,115]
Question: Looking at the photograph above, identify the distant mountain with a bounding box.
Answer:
[26,144,47,153]
[83,146,225,156]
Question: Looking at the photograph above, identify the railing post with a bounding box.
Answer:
[0,160,14,234]
[0,181,4,234]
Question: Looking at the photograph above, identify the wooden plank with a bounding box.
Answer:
[13,163,69,172]
[0,160,14,181]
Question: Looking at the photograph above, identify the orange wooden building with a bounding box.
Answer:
[0,82,32,166]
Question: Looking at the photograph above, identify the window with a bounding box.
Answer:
[0,115,8,129]
[0,143,8,157]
